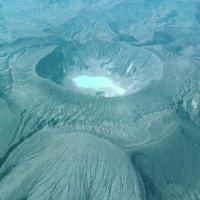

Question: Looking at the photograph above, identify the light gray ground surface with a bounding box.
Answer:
[1,0,200,199]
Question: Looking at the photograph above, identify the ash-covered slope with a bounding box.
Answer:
[0,0,200,200]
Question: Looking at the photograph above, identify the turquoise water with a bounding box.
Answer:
[73,75,126,96]
[0,0,200,199]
